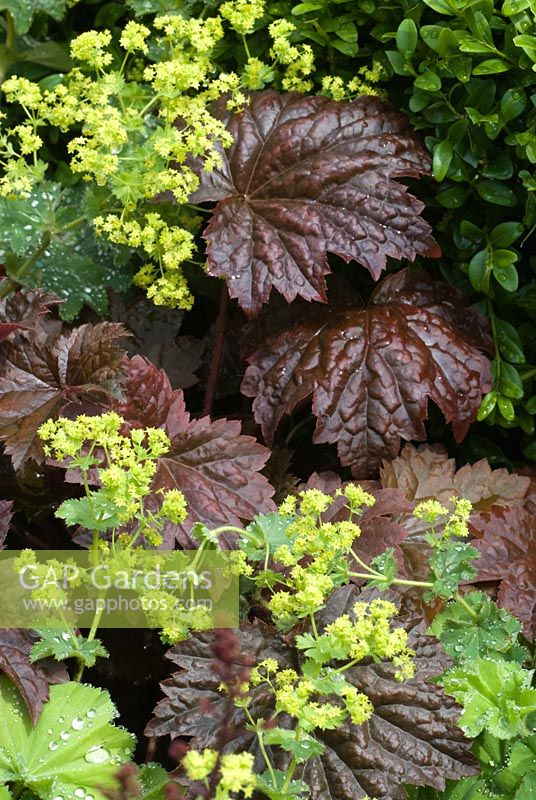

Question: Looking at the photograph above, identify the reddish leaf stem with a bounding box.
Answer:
[203,281,228,417]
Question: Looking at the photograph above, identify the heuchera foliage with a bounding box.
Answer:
[190,91,440,317]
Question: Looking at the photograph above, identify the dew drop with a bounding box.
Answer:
[72,717,85,730]
[74,788,85,797]
[86,709,96,719]
[84,745,110,764]
[60,730,71,741]
[49,741,60,751]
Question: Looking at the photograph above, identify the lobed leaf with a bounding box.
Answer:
[0,629,68,725]
[0,319,127,469]
[111,355,275,544]
[242,269,492,476]
[189,91,440,317]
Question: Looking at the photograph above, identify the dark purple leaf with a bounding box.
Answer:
[0,628,69,725]
[189,91,440,317]
[0,499,13,548]
[111,356,275,545]
[242,269,492,476]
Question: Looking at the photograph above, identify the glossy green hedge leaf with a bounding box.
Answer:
[436,185,469,208]
[495,321,525,365]
[500,88,527,121]
[291,2,324,14]
[514,34,536,64]
[423,0,454,14]
[386,50,416,75]
[468,248,491,292]
[433,140,454,181]
[498,396,516,421]
[499,361,524,400]
[440,659,536,739]
[490,221,524,248]
[421,25,459,56]
[492,260,519,292]
[473,58,510,74]
[414,70,441,90]
[477,391,497,421]
[0,676,135,800]
[476,180,518,206]
[503,0,531,14]
[396,19,418,59]
[428,592,522,663]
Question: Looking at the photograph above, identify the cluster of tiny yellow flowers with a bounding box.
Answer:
[413,497,472,537]
[322,599,415,681]
[220,0,265,35]
[321,64,386,101]
[140,591,213,643]
[13,550,81,609]
[38,413,187,539]
[183,749,256,799]
[269,20,315,91]
[269,486,374,627]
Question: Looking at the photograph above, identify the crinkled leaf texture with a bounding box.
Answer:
[0,306,126,469]
[0,629,68,726]
[470,507,536,639]
[0,0,66,34]
[147,588,476,799]
[189,91,440,317]
[0,500,14,548]
[242,270,492,476]
[111,355,275,545]
[0,290,60,343]
[0,676,134,799]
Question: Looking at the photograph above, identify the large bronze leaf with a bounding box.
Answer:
[189,91,440,317]
[0,319,126,469]
[242,269,491,476]
[112,355,275,545]
[146,588,476,799]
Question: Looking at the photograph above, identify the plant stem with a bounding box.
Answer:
[349,571,433,588]
[203,281,229,416]
[0,231,51,299]
[455,592,478,620]
[280,757,297,793]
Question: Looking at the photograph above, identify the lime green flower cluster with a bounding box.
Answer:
[268,486,374,629]
[321,64,386,101]
[38,412,186,544]
[183,748,256,799]
[414,496,472,538]
[0,3,321,311]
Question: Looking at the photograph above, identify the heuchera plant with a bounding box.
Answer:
[0,4,535,800]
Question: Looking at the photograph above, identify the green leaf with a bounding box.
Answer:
[498,363,525,399]
[0,0,66,35]
[476,180,518,207]
[56,495,123,533]
[492,260,518,292]
[241,513,293,563]
[495,322,525,365]
[30,629,109,668]
[414,70,441,90]
[256,771,309,800]
[436,185,469,208]
[0,185,133,321]
[428,542,479,600]
[366,547,397,589]
[396,19,418,59]
[468,248,491,292]
[440,659,536,739]
[473,58,510,74]
[422,0,453,14]
[291,2,324,14]
[0,675,135,798]
[490,222,524,248]
[137,763,174,800]
[263,728,324,763]
[500,89,527,122]
[477,391,497,421]
[428,591,523,664]
[503,0,530,14]
[386,50,416,75]
[497,395,516,421]
[433,140,453,181]
[514,34,536,63]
